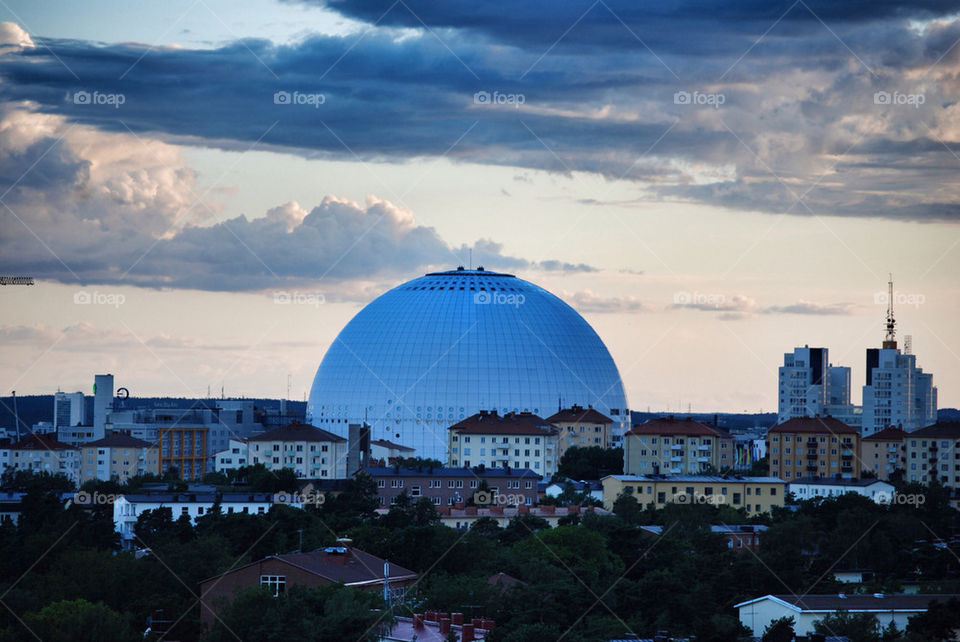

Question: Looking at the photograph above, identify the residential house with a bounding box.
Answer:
[601,474,785,516]
[448,411,559,476]
[623,416,735,475]
[766,416,860,480]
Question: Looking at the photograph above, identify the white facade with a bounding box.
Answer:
[248,425,349,479]
[214,439,249,473]
[862,347,937,436]
[737,594,946,637]
[112,493,298,544]
[92,374,113,440]
[53,391,85,431]
[788,478,895,503]
[0,440,80,484]
[778,347,859,425]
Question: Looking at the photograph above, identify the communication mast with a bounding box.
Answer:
[882,274,897,349]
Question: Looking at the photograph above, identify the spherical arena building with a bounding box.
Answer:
[307,267,629,461]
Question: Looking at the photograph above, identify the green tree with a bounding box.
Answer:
[556,446,623,480]
[814,609,880,642]
[906,597,960,641]
[762,616,795,642]
[17,599,137,642]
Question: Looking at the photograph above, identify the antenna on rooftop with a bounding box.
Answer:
[883,273,897,349]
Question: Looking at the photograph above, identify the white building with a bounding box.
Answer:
[247,422,348,479]
[862,346,937,436]
[112,492,298,545]
[369,439,415,464]
[736,593,959,638]
[448,411,560,476]
[53,391,85,432]
[0,434,80,484]
[788,476,895,503]
[777,347,860,426]
[214,438,249,473]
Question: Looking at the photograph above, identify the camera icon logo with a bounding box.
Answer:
[73,491,91,505]
[674,90,691,105]
[874,91,891,105]
[673,291,691,305]
[273,291,291,304]
[473,91,491,105]
[274,91,291,105]
[473,291,492,305]
[74,290,91,304]
[73,90,91,105]
[473,491,491,506]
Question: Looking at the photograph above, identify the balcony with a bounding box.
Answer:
[696,456,709,463]
[670,456,683,462]
[806,452,819,460]
[670,444,683,450]
[806,465,819,472]
[929,445,938,453]
[698,444,710,451]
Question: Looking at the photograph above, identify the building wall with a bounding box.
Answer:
[767,431,859,480]
[739,599,922,637]
[80,444,160,483]
[553,420,611,456]
[860,438,904,480]
[158,426,209,480]
[624,432,733,475]
[0,448,79,484]
[248,438,348,479]
[862,348,937,436]
[788,481,895,503]
[602,476,784,516]
[370,471,539,507]
[905,434,960,490]
[448,431,557,476]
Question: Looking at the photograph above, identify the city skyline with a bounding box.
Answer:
[0,1,958,412]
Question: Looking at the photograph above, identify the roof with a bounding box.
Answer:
[365,466,541,479]
[545,405,612,425]
[116,492,279,503]
[449,411,558,436]
[83,433,154,449]
[370,439,415,451]
[489,572,525,589]
[5,433,77,451]
[735,593,960,613]
[640,524,769,536]
[862,426,909,442]
[912,421,960,439]
[626,416,733,439]
[201,547,417,587]
[546,479,602,491]
[788,477,893,488]
[246,421,346,443]
[605,474,784,484]
[767,416,859,435]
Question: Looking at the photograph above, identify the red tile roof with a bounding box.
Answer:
[911,421,960,439]
[83,433,155,448]
[545,405,612,425]
[862,426,909,442]
[247,421,346,443]
[626,416,733,439]
[766,416,858,435]
[449,411,558,436]
[6,433,77,451]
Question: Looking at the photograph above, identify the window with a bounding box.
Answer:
[260,575,286,597]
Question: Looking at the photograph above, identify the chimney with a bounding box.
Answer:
[461,624,475,642]
[439,618,451,635]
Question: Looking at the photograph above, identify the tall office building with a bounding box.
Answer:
[777,347,858,425]
[92,374,114,440]
[53,391,85,431]
[860,279,937,436]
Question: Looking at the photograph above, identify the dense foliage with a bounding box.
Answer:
[0,470,958,641]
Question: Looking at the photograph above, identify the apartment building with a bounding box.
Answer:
[80,433,160,483]
[904,421,960,489]
[601,474,785,516]
[859,426,907,480]
[448,410,559,476]
[0,433,80,484]
[766,416,859,480]
[623,416,735,475]
[248,422,348,479]
[545,405,613,455]
[366,466,540,507]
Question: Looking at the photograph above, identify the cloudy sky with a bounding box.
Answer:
[0,0,958,412]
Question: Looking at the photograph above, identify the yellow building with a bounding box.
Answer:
[601,474,785,516]
[157,425,209,481]
[546,405,613,455]
[766,416,859,481]
[904,421,960,489]
[80,433,160,483]
[624,416,735,475]
[859,426,906,480]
